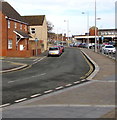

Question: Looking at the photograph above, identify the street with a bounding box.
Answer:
[2,47,91,105]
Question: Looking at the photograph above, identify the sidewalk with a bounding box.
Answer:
[2,48,116,118]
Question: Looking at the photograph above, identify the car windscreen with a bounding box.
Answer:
[49,47,59,50]
[105,46,114,48]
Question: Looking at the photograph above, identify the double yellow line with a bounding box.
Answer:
[80,52,94,79]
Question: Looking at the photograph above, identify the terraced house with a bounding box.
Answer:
[0,1,48,57]
[22,15,48,54]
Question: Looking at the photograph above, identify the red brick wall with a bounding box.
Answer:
[1,12,32,57]
[0,11,2,56]
[1,13,8,56]
[89,27,98,36]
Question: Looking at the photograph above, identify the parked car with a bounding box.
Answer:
[101,45,116,54]
[59,45,64,52]
[48,46,62,57]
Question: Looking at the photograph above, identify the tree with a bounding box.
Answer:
[47,21,54,39]
[47,21,54,33]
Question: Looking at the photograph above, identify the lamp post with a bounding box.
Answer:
[64,20,69,46]
[82,11,89,49]
[94,0,97,52]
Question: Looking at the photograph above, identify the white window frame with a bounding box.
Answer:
[14,22,17,29]
[8,39,13,49]
[20,24,22,29]
[8,20,10,28]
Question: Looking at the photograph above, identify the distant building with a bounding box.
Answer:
[22,15,48,54]
[73,27,117,44]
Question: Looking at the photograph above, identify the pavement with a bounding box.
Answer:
[1,48,116,119]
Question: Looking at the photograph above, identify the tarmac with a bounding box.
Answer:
[1,48,116,119]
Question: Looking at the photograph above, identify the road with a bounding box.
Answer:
[2,48,91,105]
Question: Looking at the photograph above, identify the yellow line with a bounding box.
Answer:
[80,52,94,79]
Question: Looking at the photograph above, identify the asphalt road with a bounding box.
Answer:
[2,48,91,105]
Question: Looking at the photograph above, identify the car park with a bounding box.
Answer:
[48,46,62,57]
[101,45,116,54]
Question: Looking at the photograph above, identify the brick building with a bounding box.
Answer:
[22,15,48,54]
[0,1,33,57]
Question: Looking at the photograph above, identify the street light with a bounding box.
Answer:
[95,0,97,52]
[64,20,69,46]
[82,11,89,49]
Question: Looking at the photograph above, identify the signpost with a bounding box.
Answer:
[35,38,39,56]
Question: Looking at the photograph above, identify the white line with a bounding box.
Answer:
[8,81,15,83]
[0,103,10,108]
[15,98,27,103]
[74,81,80,84]
[44,90,53,94]
[32,56,46,65]
[8,73,46,84]
[33,58,40,61]
[65,84,72,87]
[31,94,41,98]
[81,79,86,82]
[55,86,64,90]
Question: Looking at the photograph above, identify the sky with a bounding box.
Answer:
[4,0,117,36]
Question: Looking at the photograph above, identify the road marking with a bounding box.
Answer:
[74,81,80,84]
[44,90,53,94]
[65,84,72,87]
[31,94,41,98]
[55,86,64,90]
[8,73,46,84]
[15,98,27,103]
[81,79,86,82]
[32,56,46,65]
[8,81,15,83]
[0,103,10,108]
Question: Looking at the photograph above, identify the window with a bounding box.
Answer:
[14,22,17,29]
[8,39,12,49]
[25,25,27,31]
[8,20,10,28]
[20,24,22,29]
[31,28,36,34]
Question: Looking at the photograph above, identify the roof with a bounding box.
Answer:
[22,15,45,26]
[98,29,117,32]
[0,1,26,23]
[14,30,31,39]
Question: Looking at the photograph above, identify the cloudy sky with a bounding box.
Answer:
[5,0,116,36]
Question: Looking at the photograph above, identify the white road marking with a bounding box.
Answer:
[44,90,53,94]
[15,98,27,103]
[0,103,10,108]
[32,56,46,65]
[55,86,64,90]
[81,79,86,82]
[74,81,80,84]
[8,73,46,84]
[65,84,72,87]
[8,81,15,83]
[31,94,41,98]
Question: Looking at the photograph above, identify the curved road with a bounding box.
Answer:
[2,48,91,105]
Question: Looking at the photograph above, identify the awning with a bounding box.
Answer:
[14,30,31,39]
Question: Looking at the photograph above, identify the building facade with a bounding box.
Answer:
[0,1,32,57]
[23,15,48,54]
[73,27,117,44]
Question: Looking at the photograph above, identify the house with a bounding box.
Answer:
[22,15,48,54]
[0,1,34,57]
